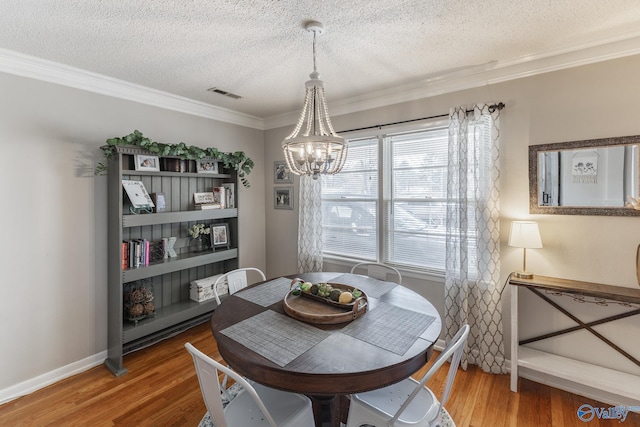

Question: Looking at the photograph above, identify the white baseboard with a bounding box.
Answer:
[0,351,107,405]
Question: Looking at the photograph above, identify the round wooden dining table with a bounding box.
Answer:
[210,272,442,427]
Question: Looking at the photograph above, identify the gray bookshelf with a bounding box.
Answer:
[105,146,239,376]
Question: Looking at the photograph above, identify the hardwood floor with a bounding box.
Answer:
[1,322,638,426]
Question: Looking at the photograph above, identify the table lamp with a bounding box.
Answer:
[508,221,543,279]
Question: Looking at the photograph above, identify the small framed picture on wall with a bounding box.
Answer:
[274,187,293,210]
[274,161,293,183]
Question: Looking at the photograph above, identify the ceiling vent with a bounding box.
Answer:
[207,87,242,99]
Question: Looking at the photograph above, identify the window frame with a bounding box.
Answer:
[321,119,450,276]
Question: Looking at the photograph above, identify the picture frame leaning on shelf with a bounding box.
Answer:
[122,180,155,214]
[211,223,230,251]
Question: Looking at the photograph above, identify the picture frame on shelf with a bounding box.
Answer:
[211,223,230,250]
[150,193,166,213]
[193,191,220,210]
[134,154,160,172]
[196,160,219,174]
[274,186,293,210]
[193,192,215,205]
[274,161,293,183]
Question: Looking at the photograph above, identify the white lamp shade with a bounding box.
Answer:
[508,221,543,249]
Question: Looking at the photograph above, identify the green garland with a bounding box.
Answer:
[95,130,254,187]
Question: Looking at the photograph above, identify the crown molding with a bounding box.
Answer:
[0,48,264,130]
[2,32,640,133]
[264,34,640,130]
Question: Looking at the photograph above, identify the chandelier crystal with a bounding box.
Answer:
[282,21,347,180]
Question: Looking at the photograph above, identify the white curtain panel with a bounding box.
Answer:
[297,176,323,273]
[445,104,505,374]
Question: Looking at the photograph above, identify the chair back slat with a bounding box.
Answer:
[213,268,266,304]
[185,342,278,427]
[350,262,402,284]
[389,324,470,425]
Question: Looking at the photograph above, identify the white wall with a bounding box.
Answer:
[0,72,266,395]
[264,54,640,377]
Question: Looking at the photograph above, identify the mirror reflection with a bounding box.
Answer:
[538,145,639,207]
[529,135,640,216]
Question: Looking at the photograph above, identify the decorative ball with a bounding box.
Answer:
[143,302,155,315]
[129,303,144,318]
[131,289,144,303]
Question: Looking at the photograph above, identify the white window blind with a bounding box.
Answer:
[321,137,378,260]
[320,120,488,273]
[384,128,449,270]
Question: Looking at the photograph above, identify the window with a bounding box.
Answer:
[321,137,378,260]
[321,125,451,272]
[384,128,449,270]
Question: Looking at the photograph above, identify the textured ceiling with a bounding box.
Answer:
[1,1,640,119]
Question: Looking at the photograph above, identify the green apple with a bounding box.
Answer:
[301,282,313,292]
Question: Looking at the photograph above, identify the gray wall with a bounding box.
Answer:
[3,51,640,400]
[0,72,266,393]
[264,54,640,376]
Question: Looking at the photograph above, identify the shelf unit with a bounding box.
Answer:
[509,274,640,404]
[105,146,239,376]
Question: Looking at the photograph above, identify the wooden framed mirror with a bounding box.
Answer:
[529,135,640,216]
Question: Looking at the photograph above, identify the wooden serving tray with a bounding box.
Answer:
[283,282,368,325]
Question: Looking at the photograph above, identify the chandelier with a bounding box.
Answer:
[282,21,347,180]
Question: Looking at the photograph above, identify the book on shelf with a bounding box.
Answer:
[213,187,226,209]
[121,242,128,270]
[194,191,221,210]
[122,239,157,269]
[134,240,142,268]
[222,183,235,208]
[195,203,221,210]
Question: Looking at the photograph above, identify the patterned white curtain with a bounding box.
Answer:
[445,104,505,374]
[297,176,323,273]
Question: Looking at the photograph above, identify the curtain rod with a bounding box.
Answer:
[337,102,505,134]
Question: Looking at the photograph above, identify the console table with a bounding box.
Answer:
[509,274,640,401]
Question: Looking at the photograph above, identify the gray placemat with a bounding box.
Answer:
[331,273,398,299]
[341,302,436,355]
[220,310,329,367]
[234,277,292,307]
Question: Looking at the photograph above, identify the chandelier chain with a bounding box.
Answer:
[312,29,317,74]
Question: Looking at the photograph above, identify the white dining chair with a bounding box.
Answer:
[346,324,470,427]
[350,262,403,284]
[213,267,266,305]
[185,343,315,427]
